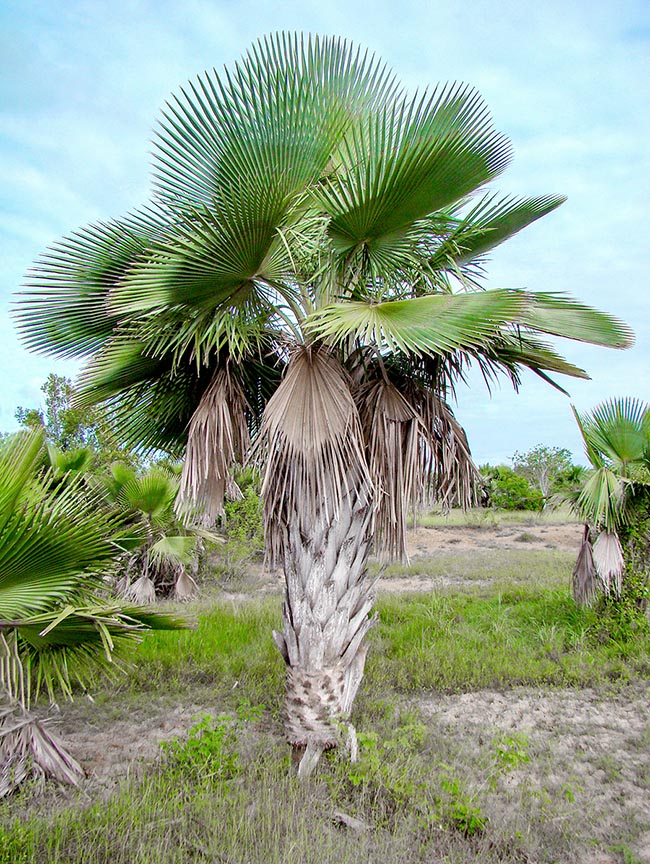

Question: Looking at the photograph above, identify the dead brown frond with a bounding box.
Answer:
[593,530,624,596]
[355,373,480,561]
[176,366,250,526]
[356,378,418,561]
[403,383,480,512]
[123,573,156,605]
[572,524,599,607]
[0,704,83,797]
[255,347,371,567]
[173,569,199,601]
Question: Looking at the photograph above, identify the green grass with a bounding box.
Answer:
[368,588,650,693]
[411,505,579,528]
[129,599,284,706]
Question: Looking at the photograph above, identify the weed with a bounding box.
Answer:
[610,843,645,864]
[491,732,530,773]
[437,768,488,836]
[515,532,537,543]
[161,713,242,785]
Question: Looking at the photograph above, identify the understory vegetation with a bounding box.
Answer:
[2,545,649,864]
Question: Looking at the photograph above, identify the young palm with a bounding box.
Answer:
[17,34,632,775]
[569,398,650,608]
[0,431,183,795]
[106,463,205,601]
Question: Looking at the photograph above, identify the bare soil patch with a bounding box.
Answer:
[407,521,583,557]
[419,683,650,863]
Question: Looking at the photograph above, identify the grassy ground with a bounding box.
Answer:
[410,505,580,528]
[1,544,649,864]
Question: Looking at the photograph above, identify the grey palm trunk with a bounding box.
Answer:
[272,488,377,778]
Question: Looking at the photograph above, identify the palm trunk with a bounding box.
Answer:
[272,489,376,779]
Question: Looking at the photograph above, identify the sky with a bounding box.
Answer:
[1,0,648,465]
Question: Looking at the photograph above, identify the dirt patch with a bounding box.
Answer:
[419,684,650,862]
[218,522,583,598]
[406,522,583,557]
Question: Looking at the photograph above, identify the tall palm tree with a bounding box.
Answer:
[569,398,650,610]
[16,34,632,776]
[0,431,183,795]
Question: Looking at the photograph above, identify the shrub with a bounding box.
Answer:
[480,465,543,511]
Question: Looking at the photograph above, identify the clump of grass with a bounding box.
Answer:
[127,598,285,708]
[367,588,650,693]
[515,532,537,543]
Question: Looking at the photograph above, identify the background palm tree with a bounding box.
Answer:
[16,34,632,776]
[0,431,183,795]
[105,462,208,602]
[568,398,650,616]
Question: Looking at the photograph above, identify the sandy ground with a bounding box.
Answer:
[420,685,650,863]
[406,521,583,556]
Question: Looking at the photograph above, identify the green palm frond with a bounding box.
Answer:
[568,398,650,538]
[586,398,648,469]
[149,536,197,567]
[75,338,168,407]
[482,334,590,395]
[46,444,95,475]
[308,289,632,360]
[573,398,650,472]
[0,434,117,621]
[307,290,526,355]
[0,430,187,730]
[108,201,294,313]
[117,469,178,521]
[16,208,169,358]
[428,193,566,270]
[7,604,185,704]
[102,366,216,455]
[152,32,400,209]
[574,466,628,531]
[317,83,512,253]
[517,292,633,349]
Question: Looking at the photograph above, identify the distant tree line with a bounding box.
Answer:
[480,445,586,511]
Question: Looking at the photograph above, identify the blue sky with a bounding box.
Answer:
[1,0,648,464]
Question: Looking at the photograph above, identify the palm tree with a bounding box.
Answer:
[105,462,205,601]
[0,431,183,795]
[16,34,632,776]
[569,398,650,612]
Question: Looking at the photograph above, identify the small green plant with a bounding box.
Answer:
[437,768,488,837]
[491,732,530,773]
[326,716,430,827]
[515,532,536,543]
[0,822,31,864]
[609,843,644,864]
[161,713,242,785]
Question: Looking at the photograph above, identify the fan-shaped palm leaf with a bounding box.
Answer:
[307,289,631,359]
[429,193,566,270]
[576,398,649,470]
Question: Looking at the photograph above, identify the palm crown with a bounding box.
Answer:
[569,398,650,606]
[16,33,633,774]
